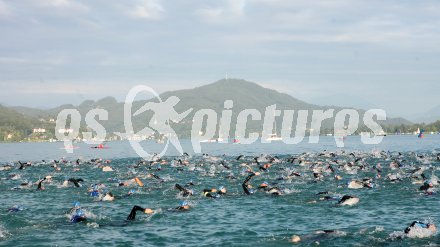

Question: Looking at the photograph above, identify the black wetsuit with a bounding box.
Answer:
[175,184,192,196]
[150,174,164,182]
[68,178,84,187]
[18,161,26,170]
[242,173,257,195]
[220,161,230,170]
[203,189,220,198]
[37,178,46,190]
[127,205,146,221]
[289,172,301,177]
[404,221,429,234]
[419,183,431,191]
[338,195,354,204]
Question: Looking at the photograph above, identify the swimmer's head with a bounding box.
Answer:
[73,201,80,208]
[128,189,136,195]
[179,201,190,210]
[427,223,437,233]
[75,208,85,217]
[218,186,227,194]
[259,182,269,188]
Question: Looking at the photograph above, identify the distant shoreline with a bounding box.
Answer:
[1,132,438,144]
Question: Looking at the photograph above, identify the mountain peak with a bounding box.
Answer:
[209,78,263,89]
[96,96,118,106]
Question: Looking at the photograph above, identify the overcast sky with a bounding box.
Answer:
[0,0,439,119]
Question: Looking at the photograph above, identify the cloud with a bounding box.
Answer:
[0,0,12,19]
[0,0,439,113]
[1,80,120,96]
[36,0,89,12]
[128,0,164,20]
[196,0,246,23]
[0,56,68,66]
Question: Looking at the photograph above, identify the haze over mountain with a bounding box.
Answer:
[3,79,413,140]
[408,105,440,124]
[310,94,380,112]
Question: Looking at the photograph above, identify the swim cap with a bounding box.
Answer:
[180,201,188,207]
[8,205,24,212]
[415,222,427,228]
[129,189,136,194]
[76,209,85,217]
[218,186,225,190]
[73,201,80,207]
[260,182,268,187]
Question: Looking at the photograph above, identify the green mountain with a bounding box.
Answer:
[0,105,55,141]
[6,79,414,140]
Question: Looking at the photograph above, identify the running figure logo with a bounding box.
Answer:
[124,85,192,159]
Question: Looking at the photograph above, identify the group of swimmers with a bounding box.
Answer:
[1,149,439,243]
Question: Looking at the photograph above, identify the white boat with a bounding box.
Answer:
[265,133,283,141]
[264,118,283,141]
[200,139,217,143]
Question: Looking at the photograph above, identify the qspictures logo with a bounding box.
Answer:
[55,85,387,159]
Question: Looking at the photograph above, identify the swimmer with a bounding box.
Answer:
[236,155,244,161]
[203,186,226,198]
[18,161,31,170]
[258,181,269,189]
[127,188,136,196]
[67,178,84,188]
[126,205,155,220]
[176,201,190,211]
[36,177,46,191]
[289,230,346,244]
[89,184,104,197]
[69,202,86,223]
[259,163,271,172]
[348,179,372,189]
[175,184,193,197]
[203,189,220,198]
[147,173,165,182]
[337,195,360,206]
[404,221,437,238]
[8,205,25,213]
[266,186,282,195]
[101,192,115,201]
[219,161,231,170]
[242,172,260,195]
[419,182,434,195]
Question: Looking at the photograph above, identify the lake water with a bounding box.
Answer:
[0,135,439,246]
